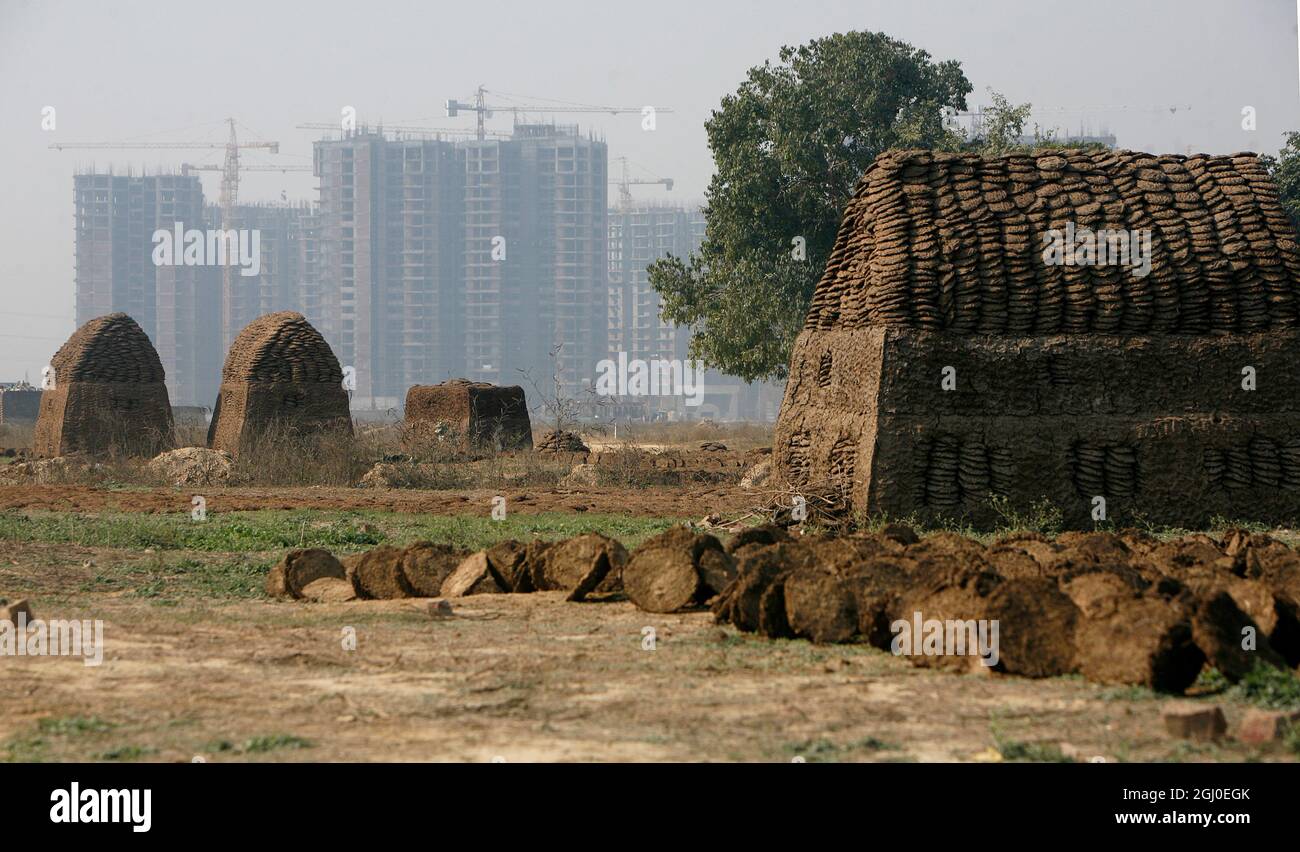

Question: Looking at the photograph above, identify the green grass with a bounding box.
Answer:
[94,744,159,761]
[204,734,313,755]
[1285,723,1300,757]
[1,716,117,763]
[1233,661,1300,710]
[990,719,1073,763]
[78,554,274,600]
[241,734,312,753]
[0,509,686,602]
[0,509,685,554]
[994,737,1073,763]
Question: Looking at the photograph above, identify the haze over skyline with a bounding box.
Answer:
[2,0,1298,379]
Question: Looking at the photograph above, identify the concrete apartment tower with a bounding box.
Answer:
[73,171,220,406]
[461,124,608,399]
[314,130,464,410]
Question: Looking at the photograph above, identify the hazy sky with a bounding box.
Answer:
[1,0,1298,379]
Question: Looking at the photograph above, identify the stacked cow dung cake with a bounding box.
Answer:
[207,311,352,456]
[33,313,174,457]
[405,379,532,453]
[777,149,1300,528]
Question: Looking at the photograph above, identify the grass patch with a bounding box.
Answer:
[1233,661,1300,710]
[242,734,312,753]
[990,720,1073,763]
[1189,667,1231,696]
[0,509,683,554]
[94,744,159,761]
[1,716,117,763]
[1284,724,1300,757]
[203,734,313,755]
[38,716,115,736]
[78,554,274,600]
[994,737,1073,763]
[1098,684,1159,702]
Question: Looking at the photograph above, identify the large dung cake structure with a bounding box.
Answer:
[405,379,533,452]
[774,148,1300,529]
[207,311,352,455]
[0,384,42,425]
[33,313,174,457]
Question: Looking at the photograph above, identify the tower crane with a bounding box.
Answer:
[610,156,673,208]
[445,86,672,140]
[50,118,288,346]
[181,163,310,175]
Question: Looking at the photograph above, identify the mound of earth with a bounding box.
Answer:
[0,455,97,485]
[147,447,233,487]
[536,430,589,453]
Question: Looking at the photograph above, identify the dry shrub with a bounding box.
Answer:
[605,421,773,451]
[230,420,362,486]
[594,447,688,488]
[174,422,210,449]
[0,422,33,451]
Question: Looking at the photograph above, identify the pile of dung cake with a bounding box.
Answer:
[404,379,532,453]
[775,149,1300,529]
[264,521,1300,692]
[207,311,351,456]
[33,313,174,457]
[535,429,590,454]
[266,533,629,603]
[705,524,1300,692]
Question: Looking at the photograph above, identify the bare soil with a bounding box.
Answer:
[2,535,1293,763]
[0,483,755,518]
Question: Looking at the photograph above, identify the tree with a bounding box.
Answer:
[973,88,1031,155]
[649,31,972,382]
[1261,131,1300,226]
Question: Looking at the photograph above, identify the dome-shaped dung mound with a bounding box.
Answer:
[49,312,166,383]
[208,312,351,456]
[222,311,344,384]
[33,313,174,458]
[808,149,1300,335]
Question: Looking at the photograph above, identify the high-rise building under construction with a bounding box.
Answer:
[314,124,607,407]
[73,171,220,406]
[460,124,608,399]
[314,131,464,409]
[607,202,705,367]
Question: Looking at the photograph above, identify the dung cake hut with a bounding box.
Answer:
[774,148,1300,529]
[33,313,174,457]
[405,379,533,452]
[207,311,352,456]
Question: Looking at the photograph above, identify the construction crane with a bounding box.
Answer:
[445,86,673,140]
[611,156,673,208]
[181,162,309,175]
[50,117,286,347]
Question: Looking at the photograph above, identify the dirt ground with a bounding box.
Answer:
[0,483,755,518]
[1,531,1294,763]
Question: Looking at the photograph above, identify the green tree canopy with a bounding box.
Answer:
[650,31,972,382]
[1261,131,1300,226]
